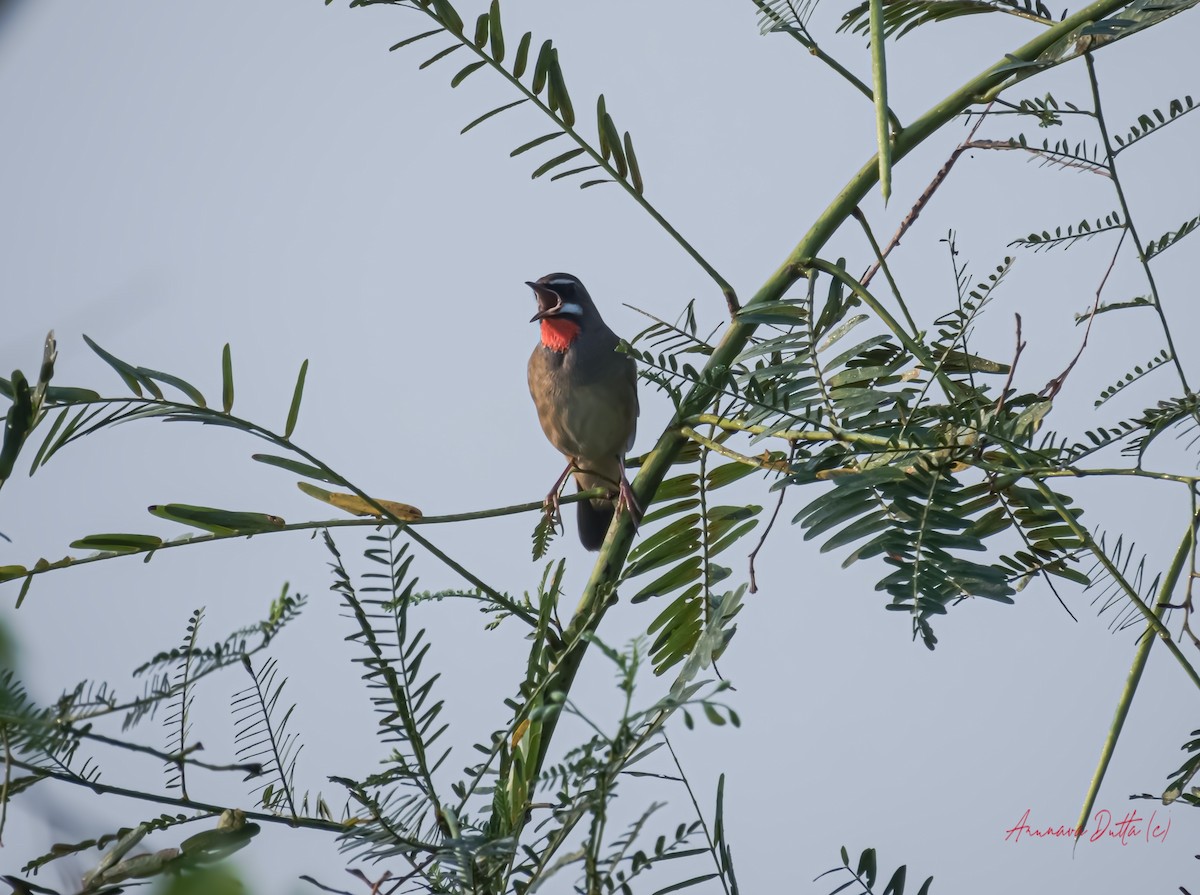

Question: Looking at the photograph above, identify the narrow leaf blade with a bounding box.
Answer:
[284,359,308,439]
[221,344,234,413]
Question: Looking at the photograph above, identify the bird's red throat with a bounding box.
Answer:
[540,318,581,352]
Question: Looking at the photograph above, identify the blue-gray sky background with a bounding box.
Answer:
[1,2,1198,892]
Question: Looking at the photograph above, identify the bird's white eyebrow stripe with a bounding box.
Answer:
[557,301,584,316]
[546,277,579,287]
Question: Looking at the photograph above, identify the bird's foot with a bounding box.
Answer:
[542,489,564,533]
[542,461,574,534]
[616,476,642,530]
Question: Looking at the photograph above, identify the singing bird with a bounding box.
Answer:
[526,273,641,550]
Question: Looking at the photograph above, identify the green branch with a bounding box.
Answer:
[679,425,787,472]
[1074,509,1198,841]
[6,484,609,626]
[518,0,1145,841]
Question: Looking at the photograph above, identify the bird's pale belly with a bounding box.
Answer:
[532,377,629,466]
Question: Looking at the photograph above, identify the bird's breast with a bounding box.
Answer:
[528,343,635,467]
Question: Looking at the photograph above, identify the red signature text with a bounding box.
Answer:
[1004,808,1170,844]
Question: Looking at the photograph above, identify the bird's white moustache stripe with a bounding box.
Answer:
[557,301,584,317]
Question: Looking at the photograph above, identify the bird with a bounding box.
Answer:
[526,273,641,550]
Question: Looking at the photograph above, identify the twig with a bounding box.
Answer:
[1073,511,1198,841]
[1041,229,1124,400]
[750,0,903,133]
[963,138,1111,177]
[8,757,347,835]
[679,426,789,472]
[348,868,394,895]
[987,464,1200,486]
[995,314,1026,417]
[300,876,357,895]
[0,728,9,845]
[1181,489,1200,649]
[1086,53,1191,395]
[402,527,538,630]
[687,413,897,450]
[662,731,731,895]
[75,726,263,777]
[861,103,993,289]
[7,489,612,607]
[748,442,797,594]
[852,208,918,335]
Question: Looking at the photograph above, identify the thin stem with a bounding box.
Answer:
[802,270,841,428]
[662,731,730,895]
[402,526,538,628]
[0,728,9,845]
[698,428,713,620]
[852,208,918,334]
[679,426,788,472]
[1041,228,1125,401]
[7,488,609,610]
[946,233,982,397]
[9,758,346,836]
[748,442,796,594]
[1022,471,1200,689]
[997,465,1200,486]
[1182,487,1200,649]
[687,413,892,449]
[686,416,1200,486]
[516,686,713,888]
[751,0,903,134]
[988,97,1094,117]
[1085,53,1191,394]
[860,103,992,289]
[240,657,298,820]
[963,138,1111,177]
[806,258,965,401]
[1073,510,1198,841]
[75,726,262,776]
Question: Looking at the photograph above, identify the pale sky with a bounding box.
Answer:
[2,2,1199,893]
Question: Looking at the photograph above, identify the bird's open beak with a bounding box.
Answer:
[527,281,563,322]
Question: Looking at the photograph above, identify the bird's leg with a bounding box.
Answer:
[615,457,642,530]
[544,460,575,531]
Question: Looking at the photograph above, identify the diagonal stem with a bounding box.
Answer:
[1085,52,1192,396]
[1073,509,1198,842]
[749,0,903,134]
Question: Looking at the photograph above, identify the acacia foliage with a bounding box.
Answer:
[2,0,1200,892]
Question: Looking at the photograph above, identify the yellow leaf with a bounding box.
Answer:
[511,718,531,750]
[296,482,422,520]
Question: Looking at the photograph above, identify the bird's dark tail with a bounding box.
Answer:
[577,497,614,551]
